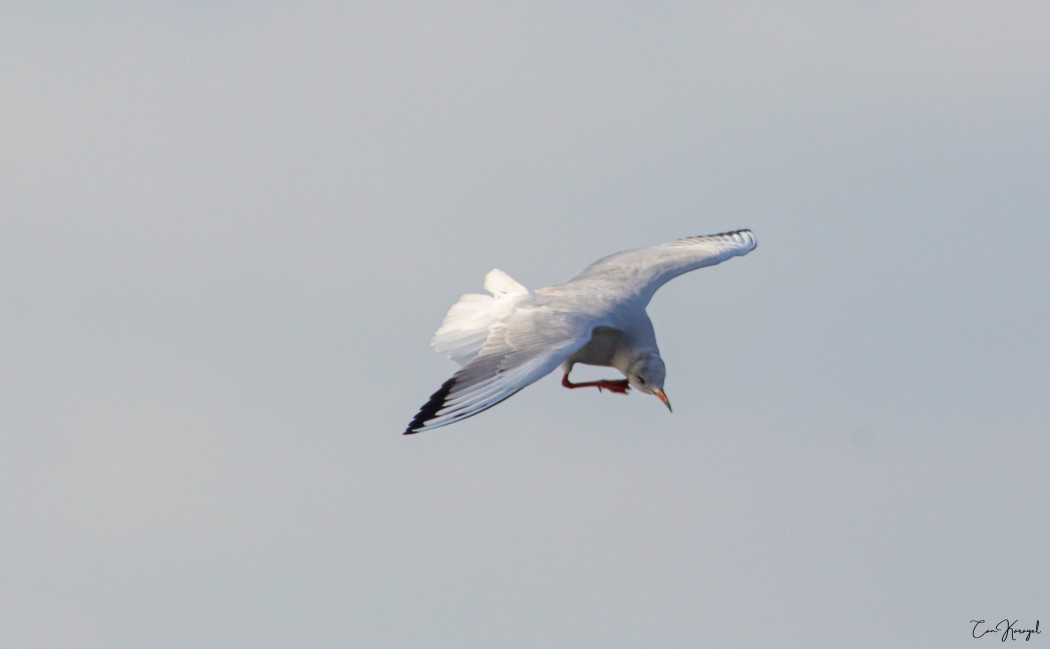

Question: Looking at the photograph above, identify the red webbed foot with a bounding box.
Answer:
[561,373,630,395]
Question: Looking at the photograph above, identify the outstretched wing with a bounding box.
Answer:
[568,229,756,304]
[404,306,596,434]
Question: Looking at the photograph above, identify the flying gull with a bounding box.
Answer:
[404,229,757,434]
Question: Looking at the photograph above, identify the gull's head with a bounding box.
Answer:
[626,353,671,413]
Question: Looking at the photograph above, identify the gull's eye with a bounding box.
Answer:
[637,376,646,384]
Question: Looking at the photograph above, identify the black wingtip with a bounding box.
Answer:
[403,376,457,435]
[712,228,756,251]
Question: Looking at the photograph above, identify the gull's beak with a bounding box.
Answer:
[654,389,672,413]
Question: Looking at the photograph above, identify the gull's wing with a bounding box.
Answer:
[404,306,596,434]
[567,229,756,304]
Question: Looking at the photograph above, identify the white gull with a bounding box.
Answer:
[404,229,757,434]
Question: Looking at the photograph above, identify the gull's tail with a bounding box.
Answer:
[431,268,529,366]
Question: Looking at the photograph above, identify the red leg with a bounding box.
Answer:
[562,371,630,394]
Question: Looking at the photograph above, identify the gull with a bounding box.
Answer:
[404,229,757,434]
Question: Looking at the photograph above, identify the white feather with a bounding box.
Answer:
[431,268,529,366]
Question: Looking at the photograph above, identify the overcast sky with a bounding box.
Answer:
[3,2,1049,648]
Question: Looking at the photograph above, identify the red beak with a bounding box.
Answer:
[654,389,672,413]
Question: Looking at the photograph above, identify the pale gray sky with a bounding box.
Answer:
[2,2,1049,647]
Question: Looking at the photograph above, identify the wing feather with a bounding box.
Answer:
[568,229,756,304]
[404,307,595,434]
